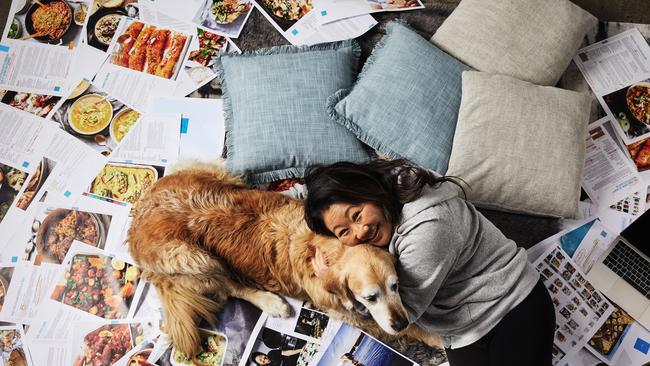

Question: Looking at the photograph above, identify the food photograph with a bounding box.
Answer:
[169,330,228,366]
[108,19,192,81]
[5,0,87,48]
[0,162,28,225]
[257,0,312,31]
[86,0,139,52]
[29,207,112,264]
[603,79,650,142]
[89,163,163,207]
[626,136,650,172]
[192,0,252,38]
[0,90,61,118]
[50,253,141,319]
[0,267,16,313]
[588,306,634,358]
[72,321,159,366]
[15,158,54,211]
[183,28,228,87]
[50,80,142,155]
[0,328,30,366]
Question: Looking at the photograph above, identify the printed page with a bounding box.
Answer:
[0,324,35,366]
[110,113,182,166]
[314,0,423,25]
[0,87,62,118]
[315,323,419,366]
[0,106,50,242]
[149,299,267,366]
[136,2,242,97]
[586,305,650,365]
[582,117,644,206]
[26,240,146,364]
[0,194,130,266]
[67,318,160,366]
[84,0,143,55]
[141,0,253,38]
[149,97,226,160]
[574,29,650,145]
[556,220,616,274]
[0,262,60,325]
[93,16,195,110]
[0,0,93,95]
[264,297,343,345]
[253,1,377,46]
[533,245,615,365]
[45,78,144,158]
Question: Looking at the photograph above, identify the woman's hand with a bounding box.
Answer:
[312,248,330,278]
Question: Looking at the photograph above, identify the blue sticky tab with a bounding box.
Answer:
[71,206,79,211]
[54,86,61,92]
[600,230,607,237]
[161,159,168,163]
[125,159,133,163]
[320,10,327,16]
[291,29,299,36]
[180,117,189,134]
[11,256,18,263]
[64,190,72,197]
[0,45,9,52]
[22,161,29,168]
[634,338,650,354]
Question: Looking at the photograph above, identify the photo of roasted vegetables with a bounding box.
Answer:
[188,28,227,67]
[209,0,251,24]
[52,254,140,319]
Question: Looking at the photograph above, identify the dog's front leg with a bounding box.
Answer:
[404,324,444,350]
[230,285,293,318]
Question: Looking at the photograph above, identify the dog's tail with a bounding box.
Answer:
[148,272,226,356]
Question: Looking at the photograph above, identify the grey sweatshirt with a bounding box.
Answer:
[388,182,539,349]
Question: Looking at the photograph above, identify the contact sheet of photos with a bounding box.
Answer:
[534,246,614,365]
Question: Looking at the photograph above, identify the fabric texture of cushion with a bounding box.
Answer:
[446,71,592,218]
[327,21,471,174]
[216,40,372,183]
[430,0,597,86]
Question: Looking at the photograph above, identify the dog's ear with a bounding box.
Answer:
[323,273,354,311]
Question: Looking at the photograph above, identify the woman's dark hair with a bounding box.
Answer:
[303,158,466,237]
[251,352,270,365]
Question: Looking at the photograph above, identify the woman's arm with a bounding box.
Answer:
[393,205,465,322]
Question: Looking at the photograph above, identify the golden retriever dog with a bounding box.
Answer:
[127,162,441,356]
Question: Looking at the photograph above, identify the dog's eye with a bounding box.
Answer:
[391,283,398,292]
[364,295,377,303]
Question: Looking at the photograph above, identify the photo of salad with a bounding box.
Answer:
[170,330,227,366]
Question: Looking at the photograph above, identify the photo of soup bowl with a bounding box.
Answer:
[109,108,141,143]
[67,94,113,136]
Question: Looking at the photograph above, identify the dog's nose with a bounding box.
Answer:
[391,317,409,333]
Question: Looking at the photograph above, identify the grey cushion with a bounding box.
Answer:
[446,71,592,218]
[216,40,372,183]
[430,0,597,86]
[328,21,471,174]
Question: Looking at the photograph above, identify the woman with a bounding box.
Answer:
[303,159,555,366]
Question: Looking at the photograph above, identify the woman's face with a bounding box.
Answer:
[322,202,392,247]
[255,354,271,365]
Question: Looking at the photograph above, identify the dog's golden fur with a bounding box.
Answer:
[128,162,441,355]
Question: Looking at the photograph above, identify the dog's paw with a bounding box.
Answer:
[259,293,292,318]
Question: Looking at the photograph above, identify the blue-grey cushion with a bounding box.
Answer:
[327,21,471,174]
[216,40,372,183]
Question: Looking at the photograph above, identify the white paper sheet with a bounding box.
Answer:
[574,29,650,145]
[314,0,424,25]
[148,96,225,160]
[110,113,182,165]
[253,1,377,46]
[583,117,644,207]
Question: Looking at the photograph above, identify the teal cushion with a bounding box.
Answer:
[328,22,471,174]
[216,40,372,183]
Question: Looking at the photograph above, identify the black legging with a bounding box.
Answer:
[445,279,556,366]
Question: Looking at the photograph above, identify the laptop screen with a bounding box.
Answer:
[622,209,650,257]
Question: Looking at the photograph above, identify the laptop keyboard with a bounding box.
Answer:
[603,241,650,298]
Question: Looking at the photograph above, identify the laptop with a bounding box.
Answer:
[587,209,650,328]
